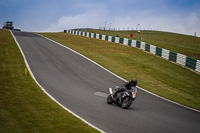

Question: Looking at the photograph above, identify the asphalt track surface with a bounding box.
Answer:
[12,31,200,133]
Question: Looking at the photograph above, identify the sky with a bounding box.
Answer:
[0,0,200,36]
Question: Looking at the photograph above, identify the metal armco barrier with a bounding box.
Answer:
[65,30,200,73]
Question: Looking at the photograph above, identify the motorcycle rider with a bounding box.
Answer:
[112,78,138,99]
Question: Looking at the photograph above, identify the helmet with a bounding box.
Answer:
[130,78,137,86]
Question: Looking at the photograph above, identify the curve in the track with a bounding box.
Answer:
[12,31,200,133]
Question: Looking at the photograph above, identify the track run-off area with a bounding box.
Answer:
[12,31,200,133]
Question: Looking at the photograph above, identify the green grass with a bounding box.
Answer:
[0,29,100,133]
[85,29,200,60]
[40,32,200,111]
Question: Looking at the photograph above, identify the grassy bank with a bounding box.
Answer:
[0,29,100,133]
[41,32,200,111]
[85,29,200,60]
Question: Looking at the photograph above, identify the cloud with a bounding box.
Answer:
[43,5,200,36]
[146,12,200,36]
[44,9,107,32]
[107,11,200,36]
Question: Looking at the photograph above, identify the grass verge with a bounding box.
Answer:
[40,32,200,111]
[85,29,200,60]
[0,29,100,133]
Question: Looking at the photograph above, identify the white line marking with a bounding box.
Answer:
[39,33,200,113]
[38,33,200,113]
[10,31,106,133]
[94,92,109,98]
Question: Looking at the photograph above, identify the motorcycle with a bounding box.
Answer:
[107,86,137,109]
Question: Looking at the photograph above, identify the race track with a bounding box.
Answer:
[12,31,200,133]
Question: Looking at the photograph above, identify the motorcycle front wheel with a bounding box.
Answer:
[121,97,132,109]
[107,94,114,104]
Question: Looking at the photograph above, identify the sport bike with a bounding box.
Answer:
[107,86,137,109]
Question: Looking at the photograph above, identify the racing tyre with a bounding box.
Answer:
[121,97,132,109]
[107,94,114,104]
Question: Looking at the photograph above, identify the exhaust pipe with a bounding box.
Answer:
[109,88,113,94]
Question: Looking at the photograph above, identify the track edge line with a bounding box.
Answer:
[10,31,106,133]
[39,33,200,113]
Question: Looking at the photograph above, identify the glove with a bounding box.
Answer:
[121,86,126,91]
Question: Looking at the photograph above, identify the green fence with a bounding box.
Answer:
[136,41,141,48]
[65,30,200,73]
[156,47,162,57]
[145,44,150,52]
[186,57,197,70]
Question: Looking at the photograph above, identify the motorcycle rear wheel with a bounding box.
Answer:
[121,97,132,109]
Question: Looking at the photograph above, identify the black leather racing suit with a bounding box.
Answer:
[115,81,136,93]
[113,81,137,101]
